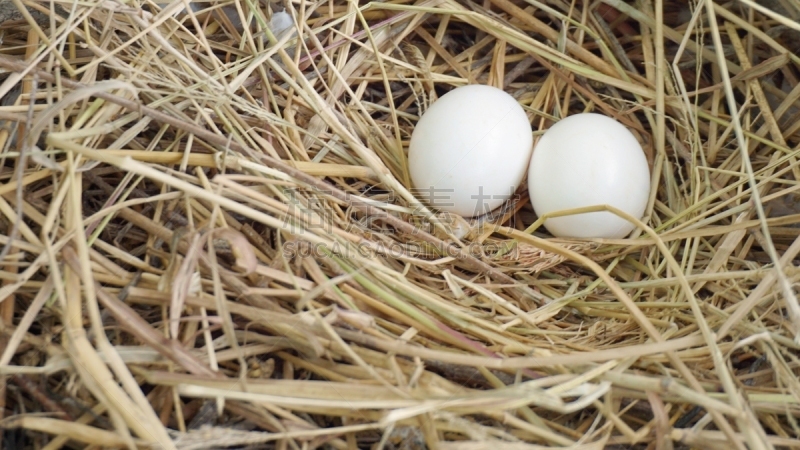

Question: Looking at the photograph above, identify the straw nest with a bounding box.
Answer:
[1,0,799,448]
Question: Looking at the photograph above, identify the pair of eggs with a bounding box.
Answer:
[408,85,651,239]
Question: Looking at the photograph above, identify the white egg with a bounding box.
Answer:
[408,85,533,218]
[527,113,651,239]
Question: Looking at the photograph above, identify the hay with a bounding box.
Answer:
[0,0,799,448]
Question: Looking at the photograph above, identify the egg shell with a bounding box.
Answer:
[408,85,533,218]
[527,113,651,238]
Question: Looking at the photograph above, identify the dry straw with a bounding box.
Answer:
[0,0,799,448]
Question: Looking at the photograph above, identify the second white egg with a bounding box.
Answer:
[408,85,533,218]
[527,113,651,239]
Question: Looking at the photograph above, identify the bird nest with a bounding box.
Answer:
[1,0,800,448]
